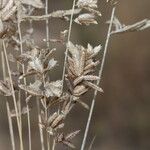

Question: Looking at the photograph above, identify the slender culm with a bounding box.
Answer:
[80,7,116,150]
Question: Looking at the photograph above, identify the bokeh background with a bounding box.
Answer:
[0,0,150,150]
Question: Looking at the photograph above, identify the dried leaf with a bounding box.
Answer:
[44,80,62,98]
[28,57,43,72]
[47,58,57,70]
[19,80,43,96]
[74,13,98,25]
[17,48,40,64]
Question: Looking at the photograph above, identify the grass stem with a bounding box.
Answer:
[3,40,24,150]
[61,0,76,90]
[36,98,45,150]
[17,7,32,150]
[80,7,116,150]
[6,101,16,150]
[1,50,16,150]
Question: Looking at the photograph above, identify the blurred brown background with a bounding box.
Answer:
[0,0,150,150]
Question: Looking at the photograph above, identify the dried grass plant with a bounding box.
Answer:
[0,0,150,150]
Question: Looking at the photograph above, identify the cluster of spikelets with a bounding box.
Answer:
[0,0,104,149]
[1,0,150,149]
[66,42,103,97]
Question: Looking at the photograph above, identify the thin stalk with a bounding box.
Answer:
[61,0,76,90]
[17,64,22,139]
[18,18,31,150]
[17,23,24,150]
[1,51,6,79]
[45,102,49,150]
[1,50,16,150]
[80,7,116,150]
[27,5,34,150]
[45,0,50,148]
[36,97,45,150]
[52,139,56,150]
[26,98,31,150]
[17,4,32,150]
[29,5,45,150]
[45,107,49,150]
[3,40,24,150]
[45,0,50,48]
[42,74,49,150]
[6,101,16,150]
[18,81,22,136]
[67,0,76,42]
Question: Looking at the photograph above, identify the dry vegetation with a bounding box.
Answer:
[0,0,150,150]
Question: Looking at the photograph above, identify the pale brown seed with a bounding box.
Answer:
[73,85,88,96]
[51,114,64,128]
[83,81,103,92]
